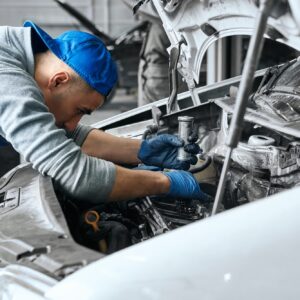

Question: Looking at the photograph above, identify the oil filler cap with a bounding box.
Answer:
[248,135,275,146]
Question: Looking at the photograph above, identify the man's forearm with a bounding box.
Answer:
[82,129,142,164]
[108,166,170,202]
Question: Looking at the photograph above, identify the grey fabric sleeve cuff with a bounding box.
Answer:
[67,124,94,147]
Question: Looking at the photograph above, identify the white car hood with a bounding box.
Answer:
[45,186,300,300]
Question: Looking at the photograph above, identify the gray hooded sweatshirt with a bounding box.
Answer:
[0,26,116,203]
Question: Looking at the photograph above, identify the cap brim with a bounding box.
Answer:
[24,20,60,57]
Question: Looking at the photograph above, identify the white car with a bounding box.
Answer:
[1,0,300,299]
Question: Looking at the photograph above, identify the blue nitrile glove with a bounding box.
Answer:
[163,170,209,201]
[138,134,201,170]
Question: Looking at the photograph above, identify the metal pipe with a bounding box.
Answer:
[212,148,232,215]
[167,47,180,114]
[190,88,202,106]
[167,38,187,114]
[211,0,275,216]
[177,116,194,161]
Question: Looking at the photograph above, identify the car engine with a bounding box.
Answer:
[57,59,300,255]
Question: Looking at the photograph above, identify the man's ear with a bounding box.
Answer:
[48,72,71,90]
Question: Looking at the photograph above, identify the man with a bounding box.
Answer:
[0,21,205,204]
[122,0,187,106]
[138,21,171,106]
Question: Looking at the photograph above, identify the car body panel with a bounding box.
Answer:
[0,164,102,279]
[45,186,300,300]
[0,265,57,300]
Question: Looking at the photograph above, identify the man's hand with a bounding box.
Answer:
[107,166,209,202]
[138,134,200,170]
[163,170,208,201]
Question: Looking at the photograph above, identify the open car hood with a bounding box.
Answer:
[148,0,300,88]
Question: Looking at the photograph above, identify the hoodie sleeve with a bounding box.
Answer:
[67,124,94,147]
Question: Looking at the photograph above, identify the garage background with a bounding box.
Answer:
[0,0,136,37]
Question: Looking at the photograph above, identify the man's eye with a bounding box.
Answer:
[77,108,92,116]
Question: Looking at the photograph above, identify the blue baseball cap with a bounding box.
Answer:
[24,20,118,96]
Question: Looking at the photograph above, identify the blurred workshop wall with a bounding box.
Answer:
[0,0,137,37]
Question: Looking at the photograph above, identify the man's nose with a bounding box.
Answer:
[64,116,81,132]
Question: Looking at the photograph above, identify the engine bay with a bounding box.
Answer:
[58,60,300,255]
[0,61,299,279]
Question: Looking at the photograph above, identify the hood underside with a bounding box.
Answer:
[148,0,300,87]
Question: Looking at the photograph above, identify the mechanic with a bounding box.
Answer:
[0,21,205,204]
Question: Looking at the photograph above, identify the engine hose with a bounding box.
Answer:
[190,155,212,174]
[142,125,159,140]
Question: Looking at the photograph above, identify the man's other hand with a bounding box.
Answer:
[163,170,208,200]
[138,134,201,170]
